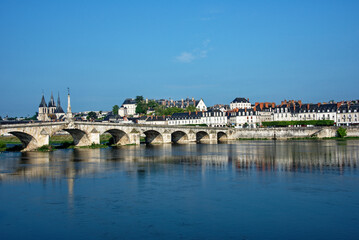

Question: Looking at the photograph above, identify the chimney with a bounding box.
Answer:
[260,103,264,110]
[247,98,249,102]
[307,104,310,110]
[318,103,321,107]
[272,103,275,108]
[245,108,247,112]
[265,102,269,108]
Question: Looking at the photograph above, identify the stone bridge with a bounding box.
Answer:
[0,121,235,151]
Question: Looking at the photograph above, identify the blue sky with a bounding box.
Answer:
[1,0,358,116]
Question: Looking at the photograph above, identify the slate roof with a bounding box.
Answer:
[338,104,359,113]
[55,93,64,113]
[168,112,203,120]
[39,95,47,108]
[48,92,56,108]
[122,98,136,105]
[231,97,249,103]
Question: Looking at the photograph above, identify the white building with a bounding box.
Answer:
[229,109,260,128]
[201,110,228,127]
[119,98,137,116]
[337,104,359,126]
[230,97,251,110]
[167,112,203,126]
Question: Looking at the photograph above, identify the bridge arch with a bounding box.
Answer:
[104,129,130,145]
[63,129,91,146]
[196,131,210,143]
[217,132,228,142]
[171,131,188,144]
[143,130,163,144]
[9,131,37,150]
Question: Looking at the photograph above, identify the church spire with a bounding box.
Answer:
[39,93,47,108]
[57,92,61,106]
[56,92,64,113]
[48,91,56,107]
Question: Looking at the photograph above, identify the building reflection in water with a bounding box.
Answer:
[233,140,359,174]
[0,140,358,199]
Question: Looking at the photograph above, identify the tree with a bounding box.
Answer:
[112,105,119,115]
[185,105,197,112]
[87,111,97,120]
[136,102,147,114]
[148,100,159,109]
[337,127,347,138]
[135,95,144,103]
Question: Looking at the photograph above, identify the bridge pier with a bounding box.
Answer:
[162,133,172,144]
[187,132,197,143]
[128,133,140,145]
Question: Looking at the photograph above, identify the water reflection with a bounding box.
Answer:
[233,140,359,173]
[0,141,358,183]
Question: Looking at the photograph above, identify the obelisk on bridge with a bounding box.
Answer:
[67,87,73,120]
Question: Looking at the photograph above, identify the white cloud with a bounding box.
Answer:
[176,52,195,63]
[175,39,211,63]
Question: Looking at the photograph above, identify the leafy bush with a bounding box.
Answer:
[37,145,53,152]
[0,141,6,151]
[337,127,347,138]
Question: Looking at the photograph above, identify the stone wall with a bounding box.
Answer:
[233,126,359,139]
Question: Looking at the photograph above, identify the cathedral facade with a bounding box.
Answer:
[37,92,66,121]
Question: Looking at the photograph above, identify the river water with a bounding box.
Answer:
[0,140,359,240]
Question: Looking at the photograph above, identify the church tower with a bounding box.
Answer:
[55,92,65,119]
[48,92,56,114]
[37,94,48,121]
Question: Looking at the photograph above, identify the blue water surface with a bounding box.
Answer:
[0,140,359,240]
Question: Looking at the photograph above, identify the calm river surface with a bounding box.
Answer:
[1,140,359,240]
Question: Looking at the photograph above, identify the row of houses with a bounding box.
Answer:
[109,98,359,127]
[36,93,359,127]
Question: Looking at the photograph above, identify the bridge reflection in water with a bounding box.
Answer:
[1,140,358,182]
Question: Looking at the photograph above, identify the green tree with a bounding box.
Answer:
[87,111,97,120]
[112,105,119,115]
[135,95,144,103]
[136,102,148,114]
[185,105,197,112]
[148,100,159,109]
[337,127,347,138]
